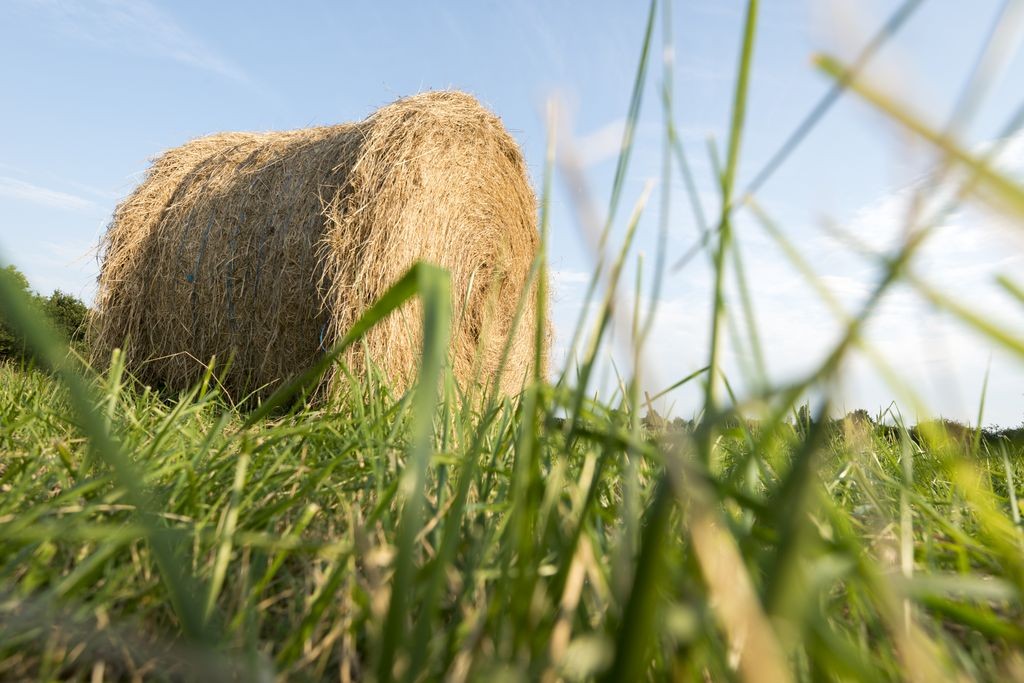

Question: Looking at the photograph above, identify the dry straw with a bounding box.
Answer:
[90,91,547,401]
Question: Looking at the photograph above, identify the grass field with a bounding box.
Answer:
[2,354,1024,682]
[5,0,1024,680]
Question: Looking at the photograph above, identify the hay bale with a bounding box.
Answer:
[90,91,547,400]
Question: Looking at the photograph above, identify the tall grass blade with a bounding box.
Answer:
[0,252,211,642]
[377,265,452,682]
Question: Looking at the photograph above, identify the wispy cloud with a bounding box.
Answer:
[575,119,628,168]
[840,129,1024,254]
[0,176,98,213]
[551,268,591,288]
[546,128,1024,424]
[20,0,249,83]
[7,235,101,301]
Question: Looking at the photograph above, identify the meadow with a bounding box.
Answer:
[4,0,1024,680]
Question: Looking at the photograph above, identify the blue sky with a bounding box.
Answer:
[3,1,1024,425]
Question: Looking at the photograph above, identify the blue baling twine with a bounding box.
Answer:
[318,323,329,352]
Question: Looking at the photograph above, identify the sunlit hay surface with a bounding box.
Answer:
[89,91,547,401]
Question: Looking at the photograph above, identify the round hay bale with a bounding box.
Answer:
[90,91,548,401]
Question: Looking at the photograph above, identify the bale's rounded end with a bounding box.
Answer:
[322,90,546,396]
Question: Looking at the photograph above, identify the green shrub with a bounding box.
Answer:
[0,264,36,360]
[0,264,89,362]
[43,289,89,346]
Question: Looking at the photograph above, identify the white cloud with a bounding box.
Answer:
[21,0,249,83]
[0,177,99,213]
[550,268,590,288]
[546,129,1024,425]
[575,119,628,168]
[819,274,871,303]
[573,118,722,170]
[1,231,101,301]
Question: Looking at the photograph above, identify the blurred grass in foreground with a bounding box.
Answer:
[5,0,1024,680]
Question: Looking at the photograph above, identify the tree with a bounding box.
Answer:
[0,264,37,360]
[43,289,89,345]
[0,265,90,362]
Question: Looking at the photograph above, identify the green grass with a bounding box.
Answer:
[3,360,1024,681]
[5,0,1024,679]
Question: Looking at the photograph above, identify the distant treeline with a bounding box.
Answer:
[643,406,1024,449]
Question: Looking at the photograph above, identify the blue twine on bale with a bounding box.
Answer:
[318,322,329,353]
[226,212,242,335]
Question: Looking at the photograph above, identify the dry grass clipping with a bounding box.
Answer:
[90,91,547,401]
